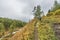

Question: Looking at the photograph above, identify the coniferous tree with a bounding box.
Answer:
[33,5,43,20]
[51,0,60,12]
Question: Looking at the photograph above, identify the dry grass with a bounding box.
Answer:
[8,19,36,40]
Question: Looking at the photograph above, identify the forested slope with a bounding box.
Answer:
[7,18,57,40]
[0,17,26,38]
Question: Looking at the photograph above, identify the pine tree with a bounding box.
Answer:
[33,5,43,20]
[51,0,60,12]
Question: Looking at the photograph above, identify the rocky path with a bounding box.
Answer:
[53,23,60,40]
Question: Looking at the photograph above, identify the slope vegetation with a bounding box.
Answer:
[7,18,57,40]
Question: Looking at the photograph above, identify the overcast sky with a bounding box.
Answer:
[0,0,60,22]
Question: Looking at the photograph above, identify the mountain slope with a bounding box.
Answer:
[7,18,57,40]
[9,19,36,40]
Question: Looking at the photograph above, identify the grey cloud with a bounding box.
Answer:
[0,0,59,22]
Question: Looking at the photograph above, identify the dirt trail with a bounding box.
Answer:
[34,21,38,40]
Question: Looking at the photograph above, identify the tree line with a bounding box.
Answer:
[0,17,26,37]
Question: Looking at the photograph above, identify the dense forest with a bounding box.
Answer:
[0,17,26,37]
